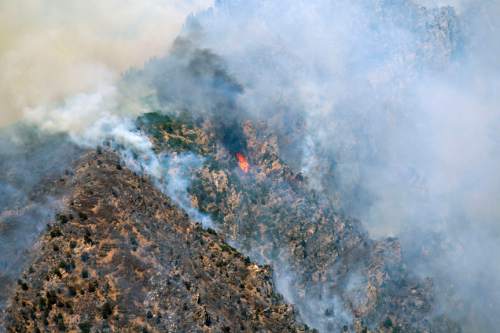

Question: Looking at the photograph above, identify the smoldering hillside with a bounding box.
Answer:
[1,0,499,332]
[174,1,500,331]
[137,1,500,331]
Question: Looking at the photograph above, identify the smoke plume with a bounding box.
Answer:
[1,0,499,331]
[165,0,499,331]
[0,0,213,127]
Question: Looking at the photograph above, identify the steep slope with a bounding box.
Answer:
[0,128,83,316]
[137,112,461,332]
[191,120,460,332]
[4,151,310,333]
[2,111,462,333]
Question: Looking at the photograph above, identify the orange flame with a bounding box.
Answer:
[236,152,249,173]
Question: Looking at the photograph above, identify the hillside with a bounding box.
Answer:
[4,151,309,332]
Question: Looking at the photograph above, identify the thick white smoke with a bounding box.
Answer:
[0,0,215,225]
[29,86,213,227]
[0,0,213,127]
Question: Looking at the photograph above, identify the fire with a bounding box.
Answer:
[236,152,250,173]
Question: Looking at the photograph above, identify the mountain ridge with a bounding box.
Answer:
[4,150,310,332]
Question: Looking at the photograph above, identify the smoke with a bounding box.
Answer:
[273,255,354,331]
[0,0,214,127]
[161,153,213,227]
[110,131,214,228]
[0,125,82,314]
[1,0,499,331]
[0,0,215,221]
[114,128,213,228]
[0,0,214,319]
[30,87,214,226]
[0,0,216,229]
[168,0,499,331]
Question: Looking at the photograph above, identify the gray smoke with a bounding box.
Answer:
[0,0,214,127]
[1,0,499,331]
[0,124,82,311]
[163,0,499,331]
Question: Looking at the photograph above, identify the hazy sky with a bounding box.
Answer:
[0,0,213,127]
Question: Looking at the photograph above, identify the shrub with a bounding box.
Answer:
[58,261,67,270]
[78,322,92,333]
[56,214,68,224]
[17,279,29,291]
[101,302,113,319]
[56,313,66,331]
[50,229,63,238]
[68,286,77,297]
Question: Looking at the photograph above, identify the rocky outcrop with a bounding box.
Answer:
[186,120,452,332]
[2,112,461,333]
[136,113,460,332]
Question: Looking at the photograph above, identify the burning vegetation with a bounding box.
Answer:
[235,152,249,173]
